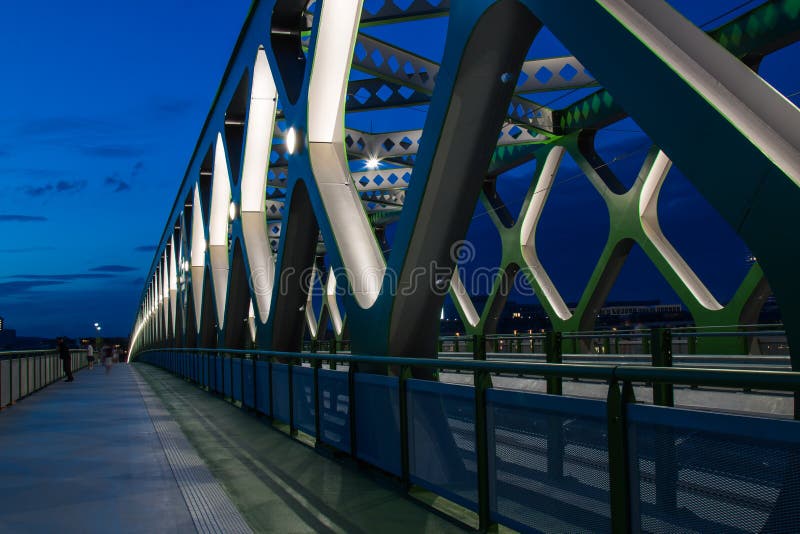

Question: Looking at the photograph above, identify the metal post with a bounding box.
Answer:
[607,379,635,533]
[688,334,697,355]
[544,331,564,481]
[348,362,357,456]
[288,358,296,436]
[651,328,674,407]
[313,357,321,445]
[474,366,494,532]
[545,331,562,395]
[649,331,678,515]
[473,334,486,361]
[399,365,412,491]
[330,339,337,355]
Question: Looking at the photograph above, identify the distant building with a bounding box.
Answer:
[599,301,682,316]
[0,316,4,331]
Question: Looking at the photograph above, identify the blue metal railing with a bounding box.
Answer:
[136,346,800,533]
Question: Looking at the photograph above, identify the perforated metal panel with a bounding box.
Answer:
[255,361,270,415]
[355,373,401,476]
[232,358,243,401]
[628,404,800,534]
[487,389,610,533]
[407,379,477,511]
[272,363,290,424]
[214,356,223,393]
[223,358,232,398]
[293,366,316,436]
[242,359,255,408]
[319,369,350,452]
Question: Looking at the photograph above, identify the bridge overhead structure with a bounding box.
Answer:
[129,0,800,368]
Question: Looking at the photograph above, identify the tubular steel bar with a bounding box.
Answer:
[143,347,800,391]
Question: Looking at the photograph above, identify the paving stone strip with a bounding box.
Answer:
[132,368,253,534]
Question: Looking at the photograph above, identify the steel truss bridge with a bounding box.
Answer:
[129,0,800,366]
[125,1,800,531]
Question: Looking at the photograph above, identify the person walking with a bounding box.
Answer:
[102,344,113,374]
[86,343,95,370]
[57,337,74,382]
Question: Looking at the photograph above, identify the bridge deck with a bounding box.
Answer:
[0,363,463,533]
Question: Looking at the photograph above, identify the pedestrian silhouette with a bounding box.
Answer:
[57,337,74,382]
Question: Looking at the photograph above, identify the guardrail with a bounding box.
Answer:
[438,325,789,355]
[137,347,800,533]
[0,349,88,408]
[306,325,790,358]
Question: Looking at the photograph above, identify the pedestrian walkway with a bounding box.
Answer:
[0,361,466,533]
[136,364,466,533]
[0,363,250,533]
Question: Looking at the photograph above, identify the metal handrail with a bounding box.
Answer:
[0,349,86,360]
[139,348,800,392]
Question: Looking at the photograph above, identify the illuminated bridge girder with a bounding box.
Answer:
[130,0,800,371]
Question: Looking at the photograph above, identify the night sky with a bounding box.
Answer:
[1,1,798,338]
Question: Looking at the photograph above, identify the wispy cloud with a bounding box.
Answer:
[131,160,144,177]
[104,172,130,192]
[21,179,87,197]
[0,280,65,295]
[0,167,68,180]
[82,145,144,158]
[134,245,156,252]
[0,246,55,253]
[103,160,144,193]
[0,214,47,222]
[90,265,137,273]
[17,117,111,138]
[152,97,195,118]
[8,273,115,280]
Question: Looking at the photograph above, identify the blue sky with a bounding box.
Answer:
[1,1,798,338]
[0,1,251,337]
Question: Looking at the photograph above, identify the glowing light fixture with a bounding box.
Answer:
[365,157,380,170]
[183,260,190,272]
[229,201,238,221]
[286,127,298,154]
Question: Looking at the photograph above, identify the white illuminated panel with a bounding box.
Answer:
[169,235,178,337]
[639,150,722,310]
[241,48,278,323]
[307,0,363,144]
[519,146,572,321]
[191,185,206,333]
[209,133,232,327]
[305,0,385,309]
[326,267,344,336]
